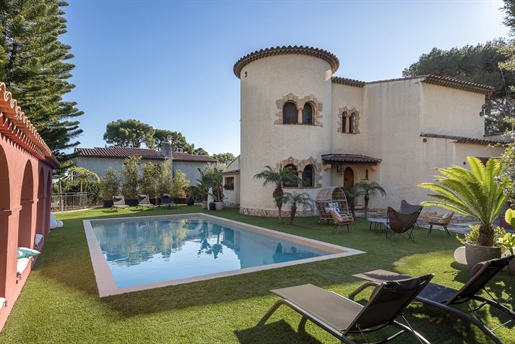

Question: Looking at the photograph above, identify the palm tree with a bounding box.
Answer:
[283,192,315,225]
[343,185,365,219]
[254,166,302,222]
[355,181,387,219]
[418,156,507,247]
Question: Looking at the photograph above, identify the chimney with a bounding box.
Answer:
[162,142,173,159]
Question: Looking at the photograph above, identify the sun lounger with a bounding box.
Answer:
[259,274,434,343]
[137,194,154,210]
[350,256,515,344]
[111,196,129,211]
[160,193,178,209]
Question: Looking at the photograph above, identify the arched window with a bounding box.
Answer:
[349,113,356,133]
[302,165,314,187]
[302,103,313,124]
[342,111,347,133]
[283,164,298,188]
[283,102,298,124]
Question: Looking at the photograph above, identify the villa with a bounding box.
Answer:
[224,45,509,216]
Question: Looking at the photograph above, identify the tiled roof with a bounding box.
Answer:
[331,77,366,88]
[75,147,217,162]
[234,45,340,78]
[172,151,217,163]
[0,83,58,167]
[367,75,493,95]
[420,133,513,146]
[76,147,164,160]
[321,154,382,165]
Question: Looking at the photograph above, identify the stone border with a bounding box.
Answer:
[275,93,323,126]
[338,106,360,134]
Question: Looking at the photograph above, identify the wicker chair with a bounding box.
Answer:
[316,186,350,224]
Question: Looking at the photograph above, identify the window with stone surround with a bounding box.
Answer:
[283,164,298,188]
[302,165,314,187]
[276,93,323,126]
[338,107,360,134]
[302,103,313,124]
[283,102,297,124]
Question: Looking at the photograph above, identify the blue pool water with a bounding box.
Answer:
[89,216,336,288]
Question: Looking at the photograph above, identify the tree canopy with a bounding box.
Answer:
[103,118,214,156]
[212,152,236,165]
[403,40,515,134]
[104,119,155,148]
[0,0,83,166]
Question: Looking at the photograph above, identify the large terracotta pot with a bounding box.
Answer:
[465,242,501,269]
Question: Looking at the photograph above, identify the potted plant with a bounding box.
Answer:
[418,156,508,268]
[209,168,225,210]
[500,209,515,274]
[196,168,210,209]
[185,185,199,206]
[170,170,190,204]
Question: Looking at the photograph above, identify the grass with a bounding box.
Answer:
[1,205,514,343]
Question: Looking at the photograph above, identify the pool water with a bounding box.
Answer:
[84,214,364,296]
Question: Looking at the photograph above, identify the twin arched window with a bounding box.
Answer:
[283,102,314,125]
[283,164,315,188]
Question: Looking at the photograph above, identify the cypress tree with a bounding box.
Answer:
[0,0,83,167]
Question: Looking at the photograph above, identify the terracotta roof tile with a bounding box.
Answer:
[75,147,217,162]
[366,75,493,95]
[420,133,512,146]
[0,82,58,167]
[331,77,366,88]
[321,154,382,165]
[234,45,339,78]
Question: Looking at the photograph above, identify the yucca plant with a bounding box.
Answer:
[418,156,508,247]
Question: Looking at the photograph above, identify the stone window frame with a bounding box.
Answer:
[277,156,323,188]
[338,106,360,134]
[275,93,323,126]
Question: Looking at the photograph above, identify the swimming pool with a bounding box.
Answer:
[84,213,364,296]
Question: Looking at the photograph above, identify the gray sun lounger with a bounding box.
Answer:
[350,256,515,344]
[159,193,178,209]
[111,196,129,211]
[259,274,434,343]
[136,194,154,210]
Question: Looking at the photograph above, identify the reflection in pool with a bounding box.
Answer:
[91,217,324,288]
[84,214,364,296]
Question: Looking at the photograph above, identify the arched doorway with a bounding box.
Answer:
[0,146,10,296]
[343,167,354,189]
[18,161,34,248]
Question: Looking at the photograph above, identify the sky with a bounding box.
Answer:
[62,0,511,156]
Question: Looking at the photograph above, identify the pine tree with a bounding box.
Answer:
[0,0,83,167]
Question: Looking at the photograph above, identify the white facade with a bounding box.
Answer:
[230,46,507,216]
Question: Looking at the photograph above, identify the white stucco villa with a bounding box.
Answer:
[73,143,217,186]
[223,45,509,216]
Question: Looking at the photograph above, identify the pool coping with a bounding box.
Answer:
[83,213,365,297]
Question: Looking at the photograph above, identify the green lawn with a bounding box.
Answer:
[1,206,513,343]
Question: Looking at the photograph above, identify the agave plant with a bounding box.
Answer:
[418,156,508,247]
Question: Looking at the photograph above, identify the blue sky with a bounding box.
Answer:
[63,0,510,156]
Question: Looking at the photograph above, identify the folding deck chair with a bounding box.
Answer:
[350,256,515,344]
[259,274,434,343]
